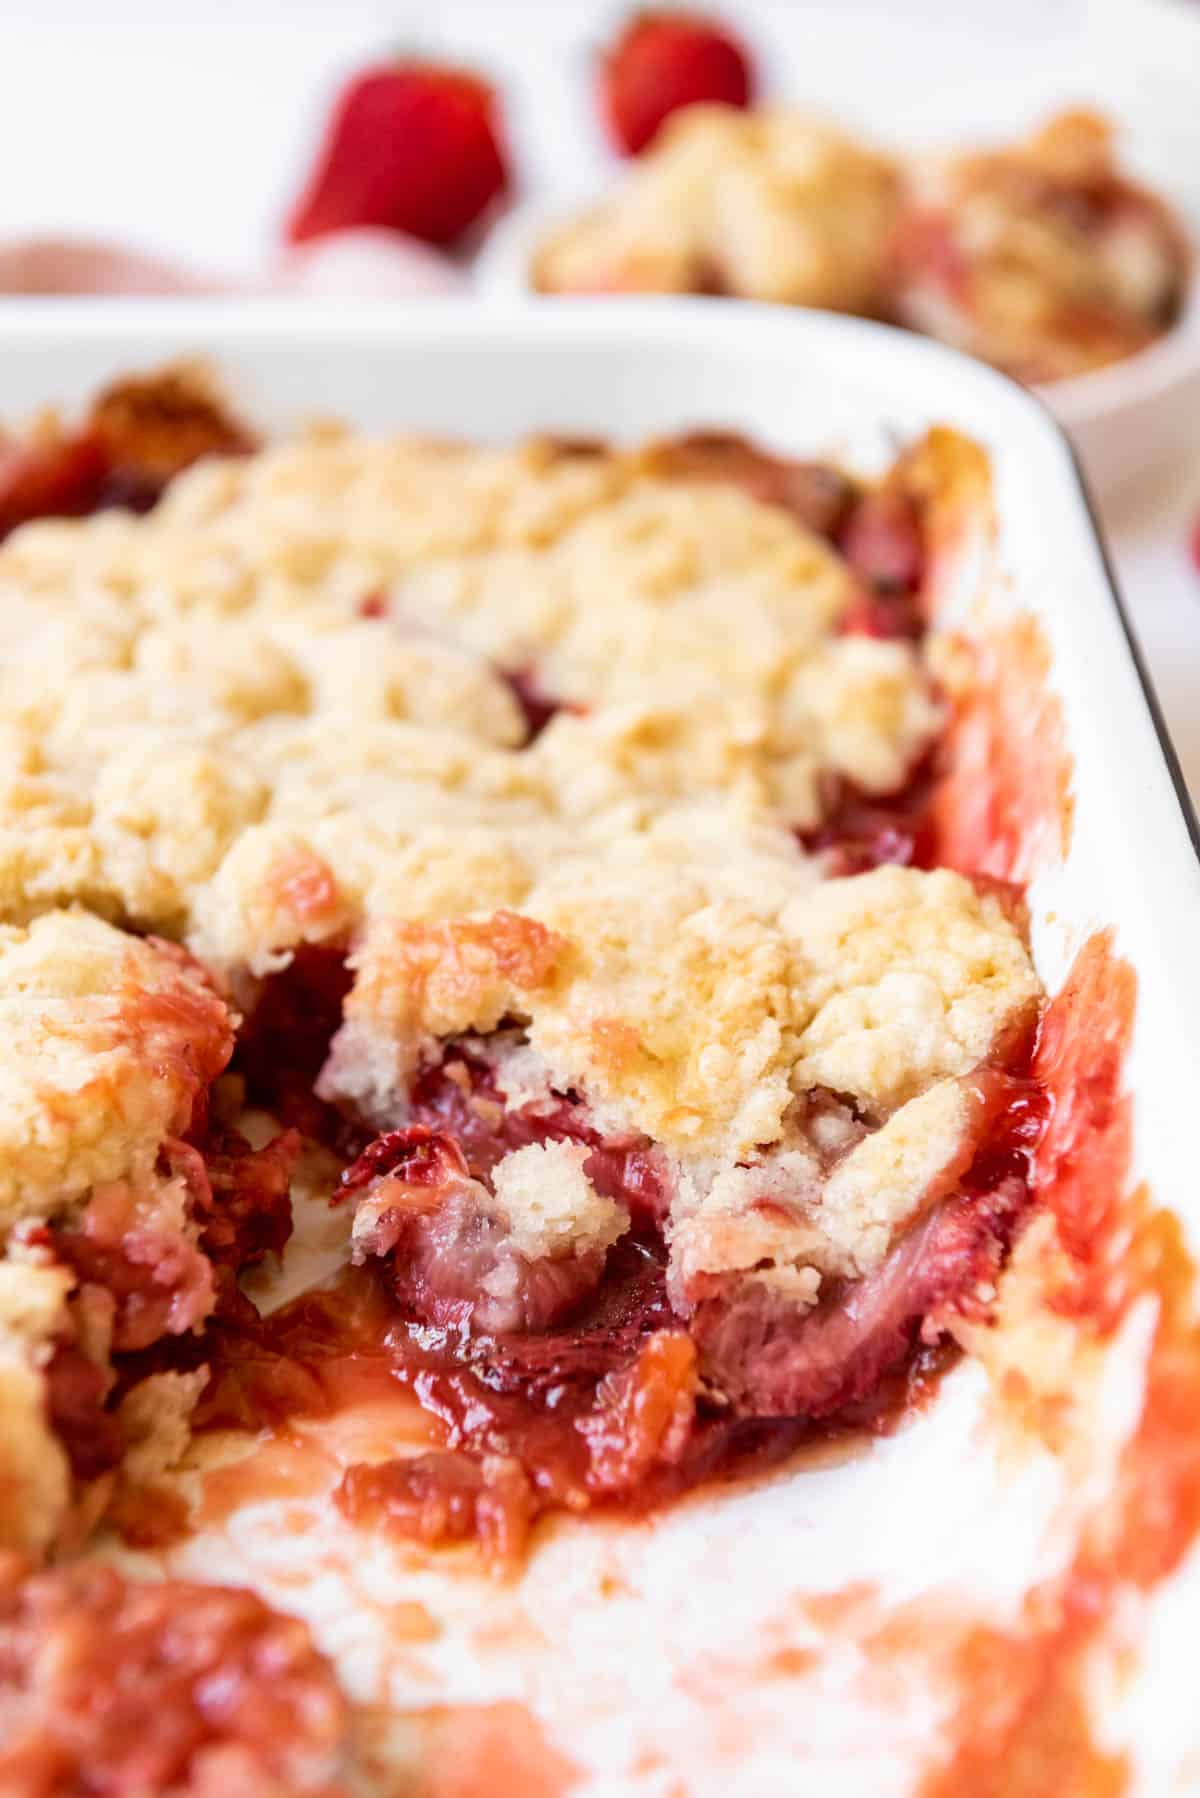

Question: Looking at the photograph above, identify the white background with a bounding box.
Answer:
[0,0,1198,785]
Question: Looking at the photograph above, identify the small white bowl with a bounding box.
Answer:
[1034,280,1200,501]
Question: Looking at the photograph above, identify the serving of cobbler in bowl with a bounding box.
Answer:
[533,106,1192,391]
[0,327,1195,1795]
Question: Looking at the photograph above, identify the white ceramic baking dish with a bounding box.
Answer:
[4,299,1198,1795]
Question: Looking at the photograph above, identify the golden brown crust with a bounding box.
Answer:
[88,363,256,483]
[0,430,941,976]
[0,912,233,1228]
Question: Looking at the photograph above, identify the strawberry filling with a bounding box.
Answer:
[0,1556,350,1796]
[234,946,358,1149]
[836,488,926,603]
[44,1101,299,1486]
[336,1451,537,1566]
[408,1046,673,1227]
[690,1177,1027,1419]
[177,1127,300,1276]
[688,1072,1045,1418]
[335,1125,615,1334]
[52,1188,218,1356]
[503,667,567,742]
[50,1129,299,1362]
[42,1343,123,1482]
[175,1028,1048,1565]
[799,758,938,876]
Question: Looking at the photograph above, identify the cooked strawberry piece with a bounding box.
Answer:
[466,1234,674,1396]
[601,10,755,156]
[578,1329,698,1491]
[837,488,925,598]
[52,1120,299,1359]
[886,207,973,307]
[0,369,253,540]
[690,1070,1048,1417]
[53,1184,217,1355]
[837,587,925,641]
[335,1123,467,1206]
[336,1451,536,1565]
[690,1180,1021,1418]
[800,760,936,875]
[167,1127,300,1273]
[504,666,570,742]
[42,1342,122,1482]
[235,946,358,1150]
[200,1129,300,1267]
[0,1556,350,1796]
[338,1125,619,1334]
[410,1049,673,1226]
[285,61,509,248]
[0,429,110,540]
[582,1136,674,1223]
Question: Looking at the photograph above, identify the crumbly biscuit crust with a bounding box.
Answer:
[0,911,232,1226]
[0,1262,74,1556]
[0,433,939,973]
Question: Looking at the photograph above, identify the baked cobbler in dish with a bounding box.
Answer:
[534,105,1191,383]
[0,369,1067,1792]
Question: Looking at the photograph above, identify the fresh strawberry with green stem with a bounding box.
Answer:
[601,9,755,156]
[285,60,510,249]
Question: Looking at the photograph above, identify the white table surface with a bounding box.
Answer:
[1,0,1198,791]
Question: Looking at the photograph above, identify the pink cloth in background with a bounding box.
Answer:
[0,239,224,295]
[0,231,465,297]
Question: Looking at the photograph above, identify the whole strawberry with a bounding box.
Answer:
[285,61,509,248]
[601,9,755,156]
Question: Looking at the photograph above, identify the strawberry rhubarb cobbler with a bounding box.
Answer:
[0,369,1067,1791]
[534,106,1191,384]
